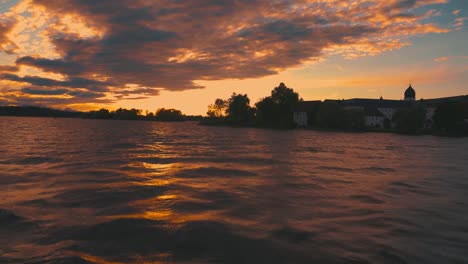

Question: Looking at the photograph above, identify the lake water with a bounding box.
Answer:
[1,117,468,263]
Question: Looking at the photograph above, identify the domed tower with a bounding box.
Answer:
[404,84,416,101]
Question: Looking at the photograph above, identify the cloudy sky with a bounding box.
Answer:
[0,0,467,114]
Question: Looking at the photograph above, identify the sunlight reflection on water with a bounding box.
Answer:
[1,117,468,263]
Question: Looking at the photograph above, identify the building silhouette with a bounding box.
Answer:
[404,84,416,101]
[293,85,468,128]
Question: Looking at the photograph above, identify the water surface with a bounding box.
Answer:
[1,117,468,263]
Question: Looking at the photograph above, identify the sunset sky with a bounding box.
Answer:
[0,0,467,115]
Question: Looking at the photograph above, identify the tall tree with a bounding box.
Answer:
[114,108,141,120]
[433,101,467,132]
[271,82,300,107]
[273,83,300,127]
[155,108,184,121]
[207,98,227,118]
[392,103,426,134]
[226,93,254,124]
[315,101,346,129]
[255,96,278,127]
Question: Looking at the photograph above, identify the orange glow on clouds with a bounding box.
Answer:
[0,0,466,113]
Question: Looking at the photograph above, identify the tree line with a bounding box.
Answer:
[2,83,466,135]
[0,106,197,122]
[83,107,187,121]
[206,83,301,128]
[204,82,368,129]
[205,83,468,135]
[432,101,468,135]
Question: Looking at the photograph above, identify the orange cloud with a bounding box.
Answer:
[0,0,458,109]
[434,57,449,63]
[454,17,466,30]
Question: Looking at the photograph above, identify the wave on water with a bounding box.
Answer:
[2,118,468,263]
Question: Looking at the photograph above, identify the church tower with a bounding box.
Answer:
[404,84,416,101]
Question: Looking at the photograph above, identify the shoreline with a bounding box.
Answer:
[199,120,467,137]
[1,115,466,137]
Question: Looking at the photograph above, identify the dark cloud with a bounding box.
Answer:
[1,72,111,104]
[1,73,110,90]
[0,21,11,44]
[391,0,417,10]
[19,0,377,88]
[2,86,113,107]
[0,65,18,72]
[12,96,113,107]
[2,0,450,107]
[22,87,69,95]
[16,56,82,76]
[0,19,16,53]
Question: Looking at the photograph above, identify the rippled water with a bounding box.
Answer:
[1,117,468,263]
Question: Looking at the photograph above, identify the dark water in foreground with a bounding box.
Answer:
[1,117,468,264]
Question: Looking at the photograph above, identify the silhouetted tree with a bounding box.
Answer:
[271,83,300,127]
[155,108,184,121]
[207,98,227,118]
[85,108,112,119]
[313,102,366,130]
[255,83,300,128]
[226,93,255,124]
[271,83,300,106]
[433,101,467,133]
[146,111,155,120]
[392,103,426,134]
[255,97,279,127]
[344,109,366,130]
[114,108,141,120]
[315,101,346,129]
[184,115,205,121]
